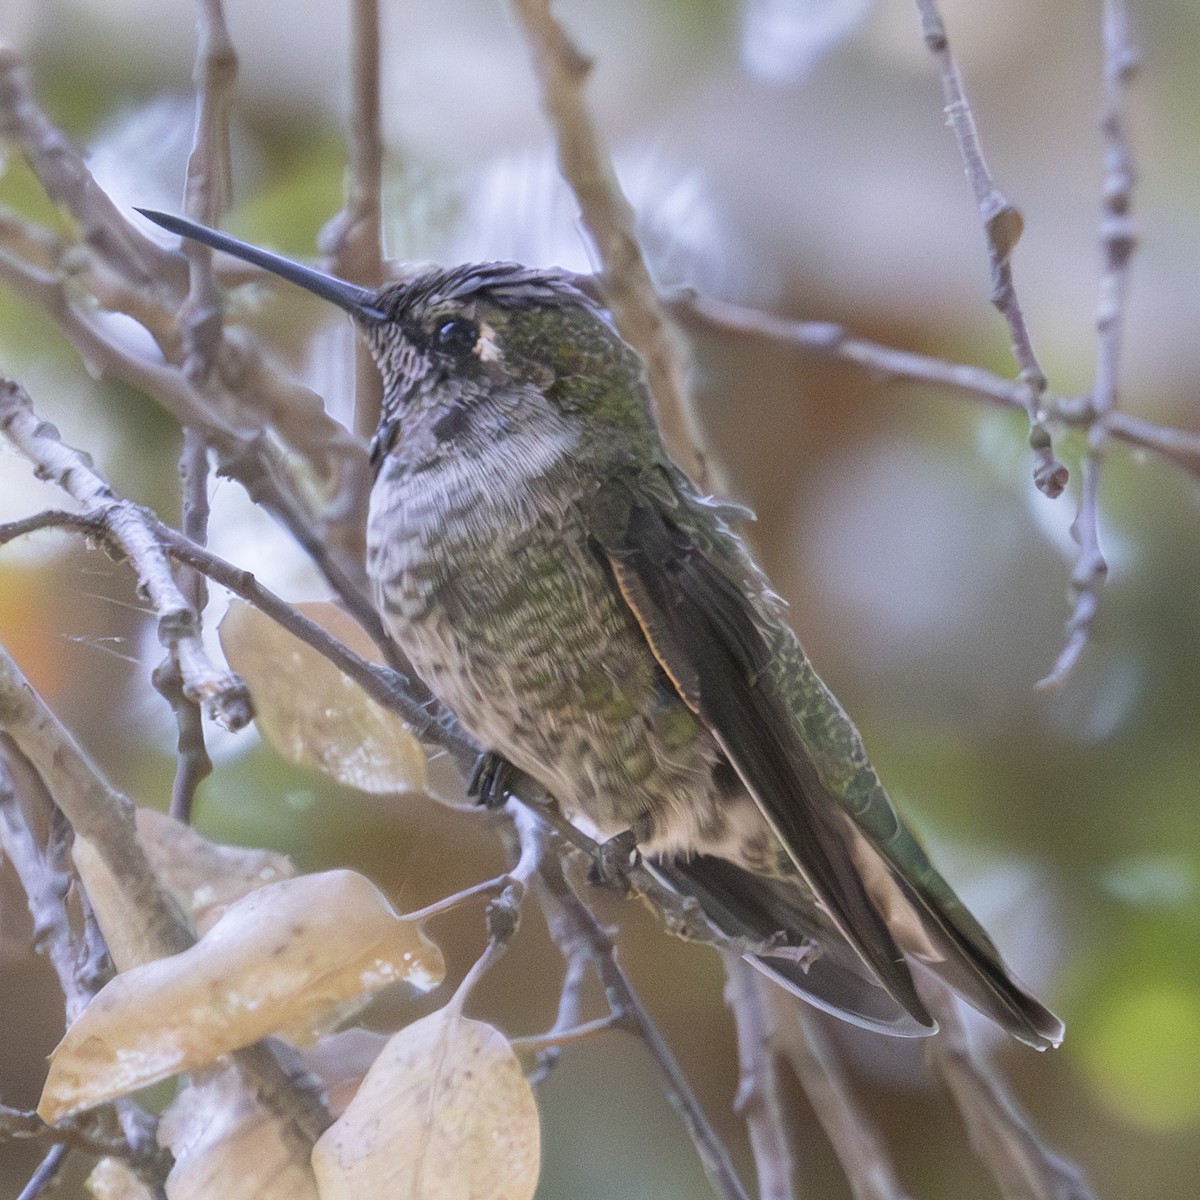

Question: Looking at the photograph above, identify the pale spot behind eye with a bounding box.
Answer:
[474,323,503,363]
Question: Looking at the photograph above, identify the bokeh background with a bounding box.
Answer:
[2,1,1199,1197]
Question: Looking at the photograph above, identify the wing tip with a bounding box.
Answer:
[751,952,938,1039]
[1011,1002,1066,1052]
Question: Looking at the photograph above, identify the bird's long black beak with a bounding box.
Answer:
[136,208,389,322]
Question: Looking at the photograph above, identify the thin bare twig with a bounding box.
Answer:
[0,748,170,1185]
[160,432,214,823]
[0,378,251,730]
[0,50,184,293]
[724,957,797,1200]
[0,742,109,1024]
[1093,0,1139,428]
[181,0,236,381]
[526,922,592,1084]
[322,0,385,440]
[919,974,1094,1200]
[0,509,86,543]
[15,1143,70,1200]
[444,823,541,1014]
[159,0,238,818]
[912,0,1067,500]
[519,810,751,1200]
[400,873,512,924]
[0,642,332,1144]
[507,0,717,491]
[511,1014,621,1054]
[770,994,912,1200]
[1038,0,1138,692]
[674,291,1031,411]
[1102,410,1200,475]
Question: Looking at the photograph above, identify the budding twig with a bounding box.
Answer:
[1038,0,1139,693]
[912,0,1067,500]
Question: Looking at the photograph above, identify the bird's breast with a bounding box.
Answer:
[365,427,591,742]
[366,426,580,619]
[364,437,731,844]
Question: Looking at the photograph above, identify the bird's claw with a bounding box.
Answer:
[467,751,517,809]
[588,829,640,893]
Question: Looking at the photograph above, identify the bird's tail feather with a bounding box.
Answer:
[650,854,935,1038]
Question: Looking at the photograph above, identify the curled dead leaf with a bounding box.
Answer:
[38,869,444,1123]
[311,1008,540,1200]
[301,1027,390,1118]
[72,826,178,973]
[74,808,297,970]
[86,1157,158,1200]
[133,807,297,933]
[219,599,427,795]
[158,1066,321,1200]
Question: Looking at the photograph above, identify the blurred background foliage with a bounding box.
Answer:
[1,1,1198,1197]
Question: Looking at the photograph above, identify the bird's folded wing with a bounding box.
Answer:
[586,471,932,1028]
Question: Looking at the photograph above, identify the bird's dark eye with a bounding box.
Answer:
[435,317,478,355]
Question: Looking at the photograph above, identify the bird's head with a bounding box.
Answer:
[138,210,660,473]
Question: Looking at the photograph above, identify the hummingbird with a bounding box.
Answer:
[140,208,1063,1049]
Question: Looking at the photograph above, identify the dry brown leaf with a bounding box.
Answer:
[71,829,166,973]
[311,1008,541,1200]
[38,869,445,1123]
[158,1066,321,1200]
[134,807,297,933]
[74,809,297,971]
[86,1157,158,1200]
[219,599,427,795]
[301,1027,390,1118]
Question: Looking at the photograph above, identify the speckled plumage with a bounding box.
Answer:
[358,262,1060,1047]
[137,209,1063,1049]
[365,270,759,864]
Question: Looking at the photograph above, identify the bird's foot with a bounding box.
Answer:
[467,750,518,810]
[588,829,640,894]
